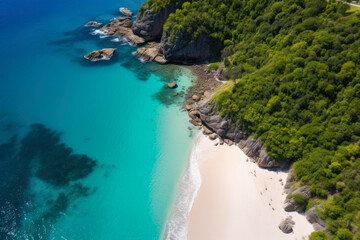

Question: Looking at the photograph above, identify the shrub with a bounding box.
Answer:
[309,231,329,240]
[208,62,220,71]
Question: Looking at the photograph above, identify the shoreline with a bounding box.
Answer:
[186,134,314,240]
[162,134,202,240]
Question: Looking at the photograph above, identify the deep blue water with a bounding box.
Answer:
[0,0,196,239]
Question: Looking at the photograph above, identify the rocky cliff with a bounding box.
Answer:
[132,2,183,42]
[197,101,280,168]
[132,2,215,64]
[162,34,213,64]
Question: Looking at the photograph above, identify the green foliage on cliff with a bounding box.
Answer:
[212,0,360,238]
[310,231,329,240]
[141,0,360,237]
[140,0,173,13]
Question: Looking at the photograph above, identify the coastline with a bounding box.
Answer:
[162,134,202,240]
[186,134,314,240]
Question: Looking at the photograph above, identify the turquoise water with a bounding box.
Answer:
[0,1,196,239]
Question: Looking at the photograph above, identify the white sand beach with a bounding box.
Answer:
[187,134,314,240]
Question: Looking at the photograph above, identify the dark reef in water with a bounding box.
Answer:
[23,124,96,186]
[0,123,97,240]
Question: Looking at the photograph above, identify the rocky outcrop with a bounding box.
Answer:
[188,110,202,126]
[279,216,295,233]
[183,104,193,111]
[162,34,213,64]
[283,186,310,212]
[167,82,177,89]
[85,21,102,27]
[192,95,200,101]
[197,102,279,168]
[238,138,280,168]
[135,42,167,64]
[306,206,327,231]
[100,17,145,46]
[197,102,245,142]
[120,7,133,17]
[84,48,115,61]
[132,2,185,42]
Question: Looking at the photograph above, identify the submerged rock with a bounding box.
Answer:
[167,81,177,89]
[84,48,115,61]
[99,17,145,46]
[120,7,133,17]
[279,216,295,233]
[85,21,102,27]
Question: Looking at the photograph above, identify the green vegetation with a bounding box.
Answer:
[310,231,330,240]
[207,62,221,71]
[288,193,309,211]
[142,0,360,237]
[139,0,179,16]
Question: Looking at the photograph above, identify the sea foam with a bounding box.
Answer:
[162,136,202,240]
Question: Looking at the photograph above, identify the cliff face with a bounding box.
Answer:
[197,102,280,168]
[162,34,213,64]
[132,2,181,42]
[132,2,216,64]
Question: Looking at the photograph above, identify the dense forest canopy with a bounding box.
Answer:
[144,0,360,239]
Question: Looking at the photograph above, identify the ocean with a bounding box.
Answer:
[0,0,197,239]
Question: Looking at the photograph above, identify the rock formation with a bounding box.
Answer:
[167,81,177,89]
[279,216,295,233]
[84,48,115,61]
[100,17,145,46]
[162,34,214,64]
[196,101,280,168]
[283,186,310,212]
[306,206,327,231]
[135,42,167,64]
[85,21,102,27]
[120,7,133,17]
[132,2,185,42]
[130,1,216,64]
[238,138,280,168]
[188,110,202,126]
[183,104,193,111]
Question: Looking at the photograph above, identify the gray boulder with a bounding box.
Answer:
[283,186,310,212]
[279,216,295,234]
[306,206,327,231]
[238,138,280,168]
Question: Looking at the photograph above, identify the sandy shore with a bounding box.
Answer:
[187,134,313,240]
